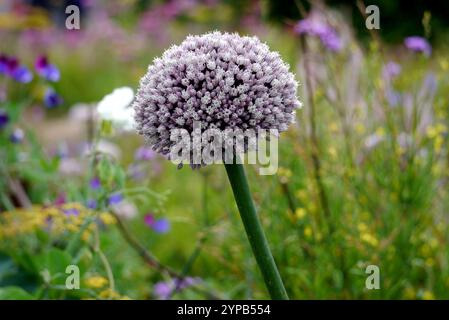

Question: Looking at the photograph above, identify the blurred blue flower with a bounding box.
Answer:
[0,108,9,129]
[63,208,79,216]
[108,192,123,206]
[44,88,63,108]
[153,281,172,300]
[385,88,401,107]
[294,14,342,52]
[153,218,170,234]
[0,55,33,83]
[135,146,156,161]
[153,277,200,299]
[0,54,9,74]
[404,36,431,56]
[383,61,401,79]
[10,128,24,144]
[86,198,97,209]
[11,66,33,83]
[35,56,60,82]
[89,177,101,190]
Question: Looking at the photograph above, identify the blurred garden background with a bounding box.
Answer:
[1,0,449,300]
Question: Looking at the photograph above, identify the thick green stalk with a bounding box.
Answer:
[224,163,289,300]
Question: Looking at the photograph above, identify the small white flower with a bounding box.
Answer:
[97,87,135,130]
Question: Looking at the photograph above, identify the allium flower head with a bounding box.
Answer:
[133,32,300,165]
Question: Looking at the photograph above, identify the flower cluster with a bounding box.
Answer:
[0,53,63,108]
[0,203,116,242]
[133,32,300,166]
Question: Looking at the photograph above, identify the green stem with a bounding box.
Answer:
[224,163,288,300]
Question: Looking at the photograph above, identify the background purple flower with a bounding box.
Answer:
[294,14,343,52]
[86,198,97,209]
[108,192,123,206]
[35,56,60,82]
[0,55,33,83]
[63,208,79,216]
[10,128,25,144]
[134,146,156,161]
[0,55,9,74]
[153,281,172,300]
[404,36,431,56]
[89,177,101,190]
[44,88,63,108]
[153,218,170,234]
[0,108,9,129]
[383,61,401,79]
[144,213,156,227]
[11,65,33,83]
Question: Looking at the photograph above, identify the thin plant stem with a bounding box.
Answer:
[224,162,288,300]
[299,36,333,236]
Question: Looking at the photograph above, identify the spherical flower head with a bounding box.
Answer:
[404,36,431,56]
[133,32,301,167]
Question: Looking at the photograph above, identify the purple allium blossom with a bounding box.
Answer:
[294,14,342,52]
[383,61,401,79]
[44,88,63,108]
[404,36,431,56]
[133,32,300,167]
[0,108,9,129]
[135,146,156,161]
[89,177,101,190]
[10,128,24,144]
[108,192,123,206]
[35,56,60,82]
